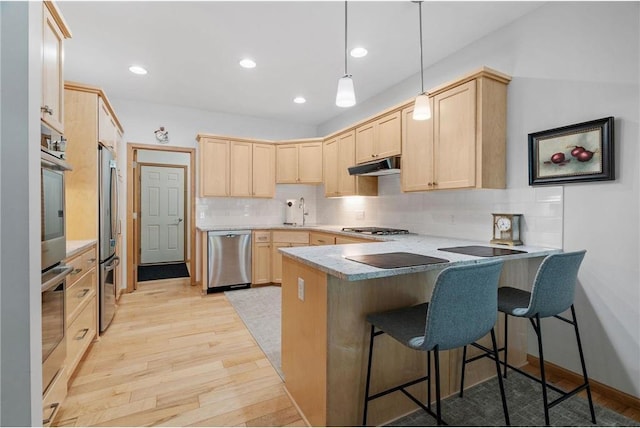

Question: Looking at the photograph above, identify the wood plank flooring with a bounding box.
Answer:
[55,278,640,426]
[54,279,305,427]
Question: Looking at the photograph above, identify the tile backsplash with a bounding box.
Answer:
[198,176,563,248]
[316,175,563,248]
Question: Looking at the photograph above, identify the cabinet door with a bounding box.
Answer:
[376,111,402,159]
[230,141,253,197]
[252,242,272,284]
[98,98,116,150]
[434,80,477,189]
[323,138,339,197]
[337,131,356,195]
[276,144,299,184]
[309,232,335,246]
[401,104,434,192]
[199,138,229,197]
[42,4,65,134]
[298,142,323,183]
[252,144,275,198]
[271,242,289,284]
[355,122,375,164]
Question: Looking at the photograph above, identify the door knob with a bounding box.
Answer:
[177,218,183,224]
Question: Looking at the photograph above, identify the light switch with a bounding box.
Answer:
[297,277,305,301]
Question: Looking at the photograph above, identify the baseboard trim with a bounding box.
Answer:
[527,354,640,410]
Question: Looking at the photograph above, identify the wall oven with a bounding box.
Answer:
[40,146,72,393]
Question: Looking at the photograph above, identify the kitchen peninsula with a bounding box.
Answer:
[279,233,559,426]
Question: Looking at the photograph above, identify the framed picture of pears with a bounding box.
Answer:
[528,117,614,185]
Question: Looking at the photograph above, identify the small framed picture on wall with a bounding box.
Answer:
[528,117,614,185]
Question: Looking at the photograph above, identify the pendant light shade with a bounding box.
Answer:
[336,1,356,108]
[412,1,431,121]
[336,75,356,107]
[413,93,430,120]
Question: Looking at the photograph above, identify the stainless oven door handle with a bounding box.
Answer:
[105,256,120,272]
[41,265,73,292]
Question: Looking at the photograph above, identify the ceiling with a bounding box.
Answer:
[58,1,543,127]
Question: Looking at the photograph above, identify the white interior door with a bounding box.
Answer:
[140,165,185,264]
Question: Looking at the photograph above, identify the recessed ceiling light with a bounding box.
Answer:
[239,58,256,69]
[128,65,147,75]
[350,47,368,58]
[293,97,306,104]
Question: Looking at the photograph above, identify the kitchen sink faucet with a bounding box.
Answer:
[299,197,308,226]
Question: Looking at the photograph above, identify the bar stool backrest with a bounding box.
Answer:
[420,260,504,351]
[518,250,587,318]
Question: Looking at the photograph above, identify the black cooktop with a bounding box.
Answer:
[345,252,449,269]
[438,245,528,257]
[342,227,409,235]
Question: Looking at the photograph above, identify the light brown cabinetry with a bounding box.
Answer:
[252,231,272,285]
[64,82,124,241]
[355,110,401,164]
[334,235,374,245]
[309,232,336,246]
[98,97,119,154]
[276,140,323,184]
[198,136,275,198]
[42,367,67,427]
[271,231,309,283]
[401,68,509,192]
[323,131,377,197]
[41,1,71,134]
[64,244,98,380]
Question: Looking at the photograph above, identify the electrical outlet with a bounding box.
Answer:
[297,278,305,301]
[199,211,205,219]
[355,210,365,220]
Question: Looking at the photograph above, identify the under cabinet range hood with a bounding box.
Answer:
[347,156,401,176]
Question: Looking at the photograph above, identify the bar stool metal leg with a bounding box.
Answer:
[503,313,509,378]
[434,347,443,425]
[491,328,510,426]
[363,325,376,426]
[532,315,551,426]
[571,305,597,424]
[459,345,468,398]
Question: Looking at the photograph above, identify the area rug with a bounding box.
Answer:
[224,285,283,379]
[225,286,637,426]
[137,262,190,282]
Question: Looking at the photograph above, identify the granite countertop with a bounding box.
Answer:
[279,234,560,281]
[66,239,97,259]
[196,224,389,241]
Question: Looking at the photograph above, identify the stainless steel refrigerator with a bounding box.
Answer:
[98,145,120,332]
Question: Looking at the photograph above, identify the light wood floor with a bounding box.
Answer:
[54,279,305,427]
[55,278,639,426]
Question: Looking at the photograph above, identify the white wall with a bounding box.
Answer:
[0,2,43,424]
[319,2,640,397]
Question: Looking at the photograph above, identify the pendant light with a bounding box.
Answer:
[412,1,431,120]
[336,1,356,107]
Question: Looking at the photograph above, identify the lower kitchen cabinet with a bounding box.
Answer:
[42,367,67,427]
[252,231,272,285]
[65,244,98,381]
[271,231,309,284]
[334,235,375,245]
[309,231,336,246]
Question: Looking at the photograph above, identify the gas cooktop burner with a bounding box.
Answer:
[342,227,410,235]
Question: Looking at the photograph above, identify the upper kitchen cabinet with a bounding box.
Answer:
[276,139,323,184]
[41,1,72,134]
[64,82,124,240]
[98,97,121,155]
[355,110,401,164]
[401,67,510,192]
[197,135,275,198]
[323,131,377,197]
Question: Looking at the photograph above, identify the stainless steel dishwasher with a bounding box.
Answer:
[207,230,252,292]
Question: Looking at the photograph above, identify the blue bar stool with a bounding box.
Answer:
[460,250,596,426]
[362,260,509,426]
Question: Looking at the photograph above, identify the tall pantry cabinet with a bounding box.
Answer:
[63,82,125,337]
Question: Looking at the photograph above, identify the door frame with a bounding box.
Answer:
[137,162,188,265]
[126,143,197,292]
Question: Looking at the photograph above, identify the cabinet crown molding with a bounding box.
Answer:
[45,1,72,38]
[64,81,124,133]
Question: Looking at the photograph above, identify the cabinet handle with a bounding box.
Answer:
[75,328,89,340]
[42,402,59,425]
[433,182,438,186]
[71,268,83,275]
[87,258,96,263]
[371,154,376,158]
[317,239,326,243]
[40,105,53,115]
[77,288,90,298]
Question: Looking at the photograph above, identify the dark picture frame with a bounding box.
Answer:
[528,117,614,185]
